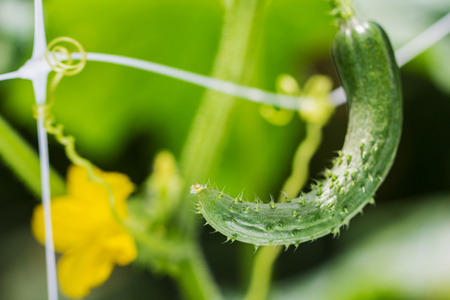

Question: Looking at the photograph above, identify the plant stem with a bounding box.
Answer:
[178,0,269,237]
[176,245,223,300]
[279,124,324,199]
[127,213,222,300]
[0,114,65,197]
[244,245,282,300]
[173,1,268,299]
[329,0,355,22]
[244,123,324,300]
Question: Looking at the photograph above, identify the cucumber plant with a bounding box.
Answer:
[191,7,402,247]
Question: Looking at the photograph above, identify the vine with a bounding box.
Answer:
[31,37,122,221]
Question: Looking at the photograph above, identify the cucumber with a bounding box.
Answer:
[191,13,402,247]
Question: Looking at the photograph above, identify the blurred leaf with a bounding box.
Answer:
[273,194,450,299]
[0,0,33,73]
[428,37,450,94]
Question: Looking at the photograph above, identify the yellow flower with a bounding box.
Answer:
[32,165,137,298]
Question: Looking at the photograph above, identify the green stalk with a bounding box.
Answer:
[244,123,324,300]
[178,0,269,236]
[0,114,65,197]
[329,0,355,22]
[176,245,223,300]
[173,1,269,299]
[244,245,282,300]
[278,124,324,199]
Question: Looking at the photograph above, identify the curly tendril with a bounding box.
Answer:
[45,36,87,76]
[33,37,120,222]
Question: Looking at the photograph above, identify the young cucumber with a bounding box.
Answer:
[191,16,402,247]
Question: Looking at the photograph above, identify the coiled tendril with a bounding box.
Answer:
[45,36,87,76]
[33,37,120,222]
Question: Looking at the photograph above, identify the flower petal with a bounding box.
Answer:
[67,165,134,219]
[103,231,138,265]
[31,196,105,252]
[57,244,114,298]
[32,164,138,297]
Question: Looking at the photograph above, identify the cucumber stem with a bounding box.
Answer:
[329,0,355,22]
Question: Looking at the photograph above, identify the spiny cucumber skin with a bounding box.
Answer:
[192,18,402,247]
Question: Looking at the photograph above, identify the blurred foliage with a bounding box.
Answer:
[273,194,450,300]
[0,0,449,299]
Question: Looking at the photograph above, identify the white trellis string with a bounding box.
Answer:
[29,0,59,299]
[1,12,450,107]
[74,52,304,109]
[0,71,20,81]
[395,11,450,67]
[57,10,450,108]
[0,5,449,300]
